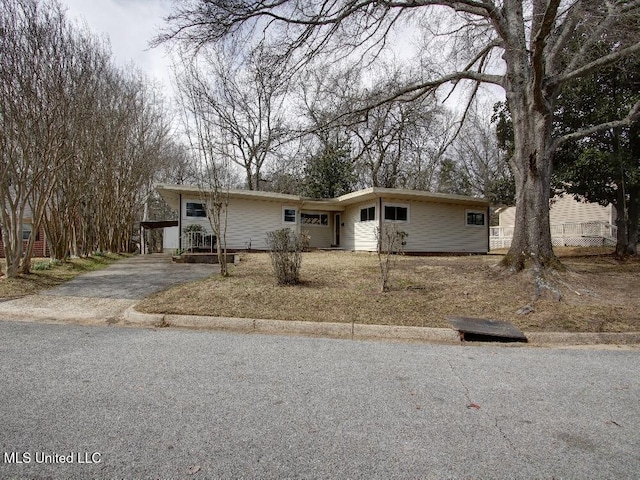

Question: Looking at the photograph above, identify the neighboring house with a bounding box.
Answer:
[156,184,490,254]
[491,195,617,249]
[0,223,50,259]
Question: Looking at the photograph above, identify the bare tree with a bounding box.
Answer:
[454,106,514,203]
[375,223,408,292]
[173,45,290,191]
[175,55,235,276]
[349,91,446,188]
[296,63,450,191]
[1,0,175,275]
[0,0,75,276]
[158,0,640,277]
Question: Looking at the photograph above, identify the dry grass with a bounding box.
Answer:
[137,248,640,333]
[0,254,128,299]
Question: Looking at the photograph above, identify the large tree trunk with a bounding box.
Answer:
[1,200,27,278]
[497,1,560,273]
[626,185,639,255]
[500,93,559,272]
[613,188,629,256]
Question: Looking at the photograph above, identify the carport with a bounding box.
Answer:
[140,220,179,254]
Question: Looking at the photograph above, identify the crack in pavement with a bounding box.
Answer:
[447,357,525,457]
[446,358,473,405]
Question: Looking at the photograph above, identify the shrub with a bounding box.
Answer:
[266,228,310,285]
[375,224,408,292]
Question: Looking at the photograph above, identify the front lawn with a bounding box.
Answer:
[136,250,640,333]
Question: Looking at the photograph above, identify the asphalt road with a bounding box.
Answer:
[1,321,638,479]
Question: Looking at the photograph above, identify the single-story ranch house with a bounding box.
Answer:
[156,184,490,254]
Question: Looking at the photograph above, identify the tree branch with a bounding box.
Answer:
[155,0,499,48]
[551,100,640,151]
[531,0,561,112]
[545,2,582,74]
[550,41,640,87]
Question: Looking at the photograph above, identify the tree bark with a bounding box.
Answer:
[614,188,629,256]
[626,185,639,255]
[500,39,560,272]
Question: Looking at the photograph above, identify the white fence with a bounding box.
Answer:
[490,221,617,249]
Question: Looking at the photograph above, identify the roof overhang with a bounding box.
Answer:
[155,184,489,212]
[140,220,179,229]
[336,187,489,207]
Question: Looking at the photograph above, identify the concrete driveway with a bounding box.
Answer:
[0,254,217,323]
[44,254,217,300]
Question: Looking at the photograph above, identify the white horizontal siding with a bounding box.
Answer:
[549,196,612,225]
[394,200,487,253]
[300,211,333,248]
[342,198,487,253]
[163,226,179,251]
[498,207,516,227]
[499,196,613,227]
[180,196,337,250]
[225,198,293,250]
[341,201,378,251]
[178,194,488,253]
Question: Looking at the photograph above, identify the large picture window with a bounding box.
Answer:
[186,202,207,217]
[301,212,328,226]
[466,210,486,226]
[384,205,408,222]
[360,206,375,222]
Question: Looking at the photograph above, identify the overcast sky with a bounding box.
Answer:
[59,0,175,93]
[56,0,502,114]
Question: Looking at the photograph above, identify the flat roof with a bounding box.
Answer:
[155,184,489,211]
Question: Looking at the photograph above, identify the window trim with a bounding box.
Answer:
[465,209,486,227]
[300,211,329,227]
[185,201,207,218]
[282,206,298,225]
[22,224,33,241]
[359,205,376,222]
[383,203,410,223]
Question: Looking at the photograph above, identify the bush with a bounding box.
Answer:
[375,224,408,292]
[266,228,310,285]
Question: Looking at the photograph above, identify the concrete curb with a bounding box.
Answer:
[123,306,165,326]
[122,306,639,346]
[122,306,460,343]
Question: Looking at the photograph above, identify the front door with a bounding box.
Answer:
[334,214,341,247]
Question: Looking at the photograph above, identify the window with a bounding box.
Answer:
[186,202,207,217]
[22,225,32,241]
[466,211,486,226]
[301,212,328,226]
[283,207,297,224]
[384,205,408,222]
[360,206,375,222]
